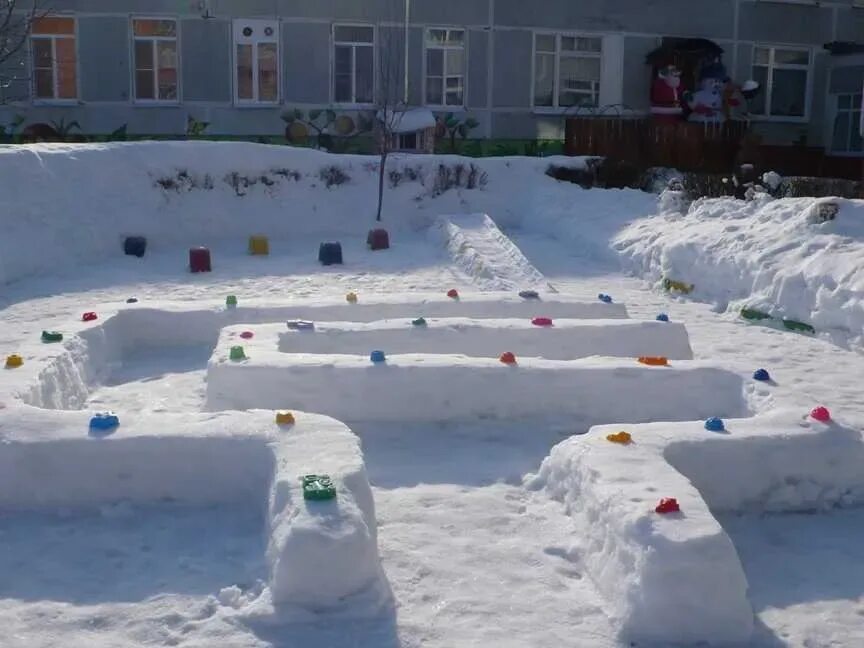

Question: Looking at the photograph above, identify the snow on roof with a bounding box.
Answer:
[378,108,437,133]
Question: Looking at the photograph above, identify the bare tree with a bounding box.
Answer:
[0,0,41,103]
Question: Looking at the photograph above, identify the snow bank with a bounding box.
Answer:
[615,197,864,342]
[0,406,385,611]
[528,409,864,646]
[0,142,592,285]
[207,353,745,423]
[235,317,693,360]
[430,213,552,291]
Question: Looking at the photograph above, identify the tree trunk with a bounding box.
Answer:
[376,150,388,222]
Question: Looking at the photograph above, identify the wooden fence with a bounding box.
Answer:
[564,118,748,173]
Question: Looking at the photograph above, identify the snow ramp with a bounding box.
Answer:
[431,213,554,292]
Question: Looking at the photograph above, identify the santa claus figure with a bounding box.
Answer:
[650,64,683,122]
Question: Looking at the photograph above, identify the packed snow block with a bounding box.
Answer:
[318,242,343,266]
[527,410,864,646]
[123,236,147,258]
[206,355,745,423]
[189,246,211,273]
[431,213,553,292]
[266,318,693,360]
[367,228,390,251]
[248,235,270,256]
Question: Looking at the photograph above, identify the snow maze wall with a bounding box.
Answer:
[4,291,864,645]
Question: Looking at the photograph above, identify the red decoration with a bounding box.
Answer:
[189,247,212,273]
[531,317,553,327]
[447,289,459,299]
[499,352,517,365]
[650,65,683,122]
[655,498,680,514]
[240,331,254,339]
[810,406,831,423]
[367,228,390,251]
[82,312,98,322]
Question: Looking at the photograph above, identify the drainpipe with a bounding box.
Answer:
[404,0,410,105]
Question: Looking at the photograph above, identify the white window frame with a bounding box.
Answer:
[30,16,78,104]
[130,16,180,105]
[750,44,813,123]
[331,23,376,107]
[423,27,466,108]
[829,91,864,156]
[531,31,603,113]
[232,19,281,106]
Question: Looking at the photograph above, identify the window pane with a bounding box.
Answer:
[55,37,77,99]
[754,47,770,65]
[236,44,253,99]
[426,77,443,104]
[770,68,807,117]
[749,65,768,114]
[445,49,463,75]
[355,45,374,103]
[334,73,352,102]
[158,68,177,100]
[335,45,352,74]
[32,17,74,35]
[839,94,852,110]
[534,51,555,106]
[576,37,602,52]
[427,49,443,76]
[157,40,177,70]
[135,40,154,70]
[427,29,446,45]
[832,112,850,151]
[536,34,555,53]
[34,68,54,98]
[134,19,176,37]
[775,48,809,65]
[560,55,601,83]
[445,90,463,106]
[446,29,465,44]
[135,70,155,100]
[850,112,863,151]
[258,42,278,101]
[335,25,373,43]
[31,38,52,69]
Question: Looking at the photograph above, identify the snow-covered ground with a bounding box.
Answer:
[1,142,864,648]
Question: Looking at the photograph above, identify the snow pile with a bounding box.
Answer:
[0,142,594,285]
[207,352,746,423]
[430,213,552,291]
[615,196,864,342]
[527,409,864,646]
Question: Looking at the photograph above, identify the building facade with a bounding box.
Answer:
[1,0,863,156]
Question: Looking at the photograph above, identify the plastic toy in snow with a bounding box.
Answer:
[370,350,386,363]
[346,292,358,303]
[606,431,632,444]
[41,331,63,343]
[229,346,247,361]
[655,498,680,514]
[447,289,459,299]
[189,247,212,273]
[123,236,147,258]
[248,235,270,256]
[286,320,315,330]
[5,354,23,369]
[810,406,831,423]
[656,313,669,322]
[753,368,771,382]
[126,297,138,304]
[367,228,390,251]
[519,290,540,300]
[740,308,771,321]
[240,331,254,339]
[783,319,815,334]
[276,411,296,425]
[318,242,343,266]
[82,312,98,322]
[226,295,238,308]
[704,417,725,432]
[499,352,517,365]
[598,293,613,303]
[663,278,694,294]
[302,474,337,501]
[89,412,119,431]
[638,356,669,366]
[531,317,553,327]
[411,317,427,327]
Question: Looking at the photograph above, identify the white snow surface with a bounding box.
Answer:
[1,142,864,648]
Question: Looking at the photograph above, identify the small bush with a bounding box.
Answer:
[271,168,301,181]
[154,169,214,193]
[429,163,487,197]
[545,163,597,189]
[319,165,350,188]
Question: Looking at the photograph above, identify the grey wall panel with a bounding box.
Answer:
[378,25,407,104]
[492,29,532,108]
[181,19,231,102]
[738,3,833,45]
[830,65,864,94]
[836,7,864,42]
[491,112,564,139]
[408,26,423,105]
[467,29,489,109]
[50,0,196,13]
[282,22,331,104]
[0,49,30,104]
[622,36,658,111]
[78,17,130,102]
[409,0,488,26]
[494,0,734,39]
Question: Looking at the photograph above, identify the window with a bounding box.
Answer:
[233,20,279,104]
[30,16,77,101]
[132,18,178,102]
[831,93,863,154]
[751,46,810,119]
[333,25,374,104]
[425,28,464,106]
[534,33,602,109]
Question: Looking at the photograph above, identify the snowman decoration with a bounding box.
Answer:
[685,63,727,123]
